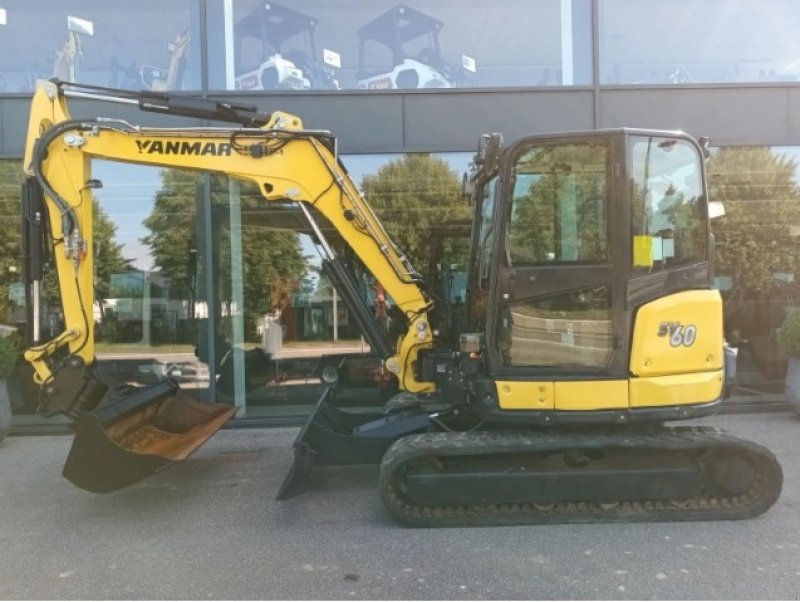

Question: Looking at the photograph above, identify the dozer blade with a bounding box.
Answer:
[63,380,236,493]
[276,387,428,500]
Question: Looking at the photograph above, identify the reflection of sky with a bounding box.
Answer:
[91,152,473,272]
[92,161,162,271]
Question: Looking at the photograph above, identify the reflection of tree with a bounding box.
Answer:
[141,170,199,300]
[709,147,800,293]
[0,161,24,321]
[654,184,705,260]
[360,154,468,269]
[93,199,136,306]
[0,161,130,328]
[142,170,307,340]
[509,174,555,263]
[509,145,607,264]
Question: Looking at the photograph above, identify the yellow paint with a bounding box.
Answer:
[629,370,723,407]
[496,381,554,410]
[496,373,721,412]
[554,380,628,410]
[630,290,723,377]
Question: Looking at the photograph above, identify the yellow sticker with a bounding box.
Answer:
[633,235,654,267]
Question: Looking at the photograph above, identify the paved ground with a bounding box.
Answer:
[1,411,799,600]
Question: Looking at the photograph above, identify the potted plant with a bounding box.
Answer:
[0,332,20,443]
[777,308,800,417]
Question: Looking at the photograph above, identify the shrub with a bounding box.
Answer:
[777,309,800,358]
[0,334,20,380]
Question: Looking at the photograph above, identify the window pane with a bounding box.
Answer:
[497,285,613,368]
[210,151,472,418]
[507,141,609,266]
[0,1,199,92]
[629,136,706,272]
[601,0,800,84]
[209,0,594,91]
[708,146,800,394]
[478,177,498,282]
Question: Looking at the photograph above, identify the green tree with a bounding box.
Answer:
[360,154,469,269]
[0,162,129,327]
[93,199,135,304]
[141,169,200,300]
[708,147,800,293]
[0,161,24,323]
[507,142,609,265]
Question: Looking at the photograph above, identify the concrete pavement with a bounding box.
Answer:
[0,411,799,600]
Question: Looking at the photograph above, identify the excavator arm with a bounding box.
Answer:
[23,80,435,416]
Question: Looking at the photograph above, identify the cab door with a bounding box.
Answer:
[487,134,629,409]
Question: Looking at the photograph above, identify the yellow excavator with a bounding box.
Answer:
[20,79,782,526]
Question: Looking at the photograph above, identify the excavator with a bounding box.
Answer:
[20,79,783,527]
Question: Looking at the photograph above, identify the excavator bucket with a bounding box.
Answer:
[62,380,236,493]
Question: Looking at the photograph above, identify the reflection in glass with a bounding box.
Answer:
[233,2,339,91]
[497,286,613,369]
[629,136,706,272]
[356,4,474,90]
[0,2,197,92]
[211,0,592,90]
[507,141,609,266]
[601,0,800,84]
[709,147,800,390]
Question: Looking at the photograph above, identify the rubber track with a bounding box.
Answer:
[378,426,783,527]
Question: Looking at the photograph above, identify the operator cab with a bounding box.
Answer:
[464,129,713,414]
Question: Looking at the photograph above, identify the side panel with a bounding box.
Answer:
[495,381,554,410]
[629,290,723,377]
[629,370,723,407]
[554,380,628,410]
[495,380,628,411]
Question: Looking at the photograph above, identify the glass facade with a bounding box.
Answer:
[708,146,800,394]
[0,1,200,92]
[3,0,800,425]
[0,0,592,93]
[0,152,473,421]
[6,144,799,418]
[600,0,800,84]
[208,0,593,90]
[5,0,800,92]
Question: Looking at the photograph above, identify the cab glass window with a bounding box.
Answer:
[506,141,609,266]
[476,177,498,286]
[629,136,707,273]
[497,285,613,369]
